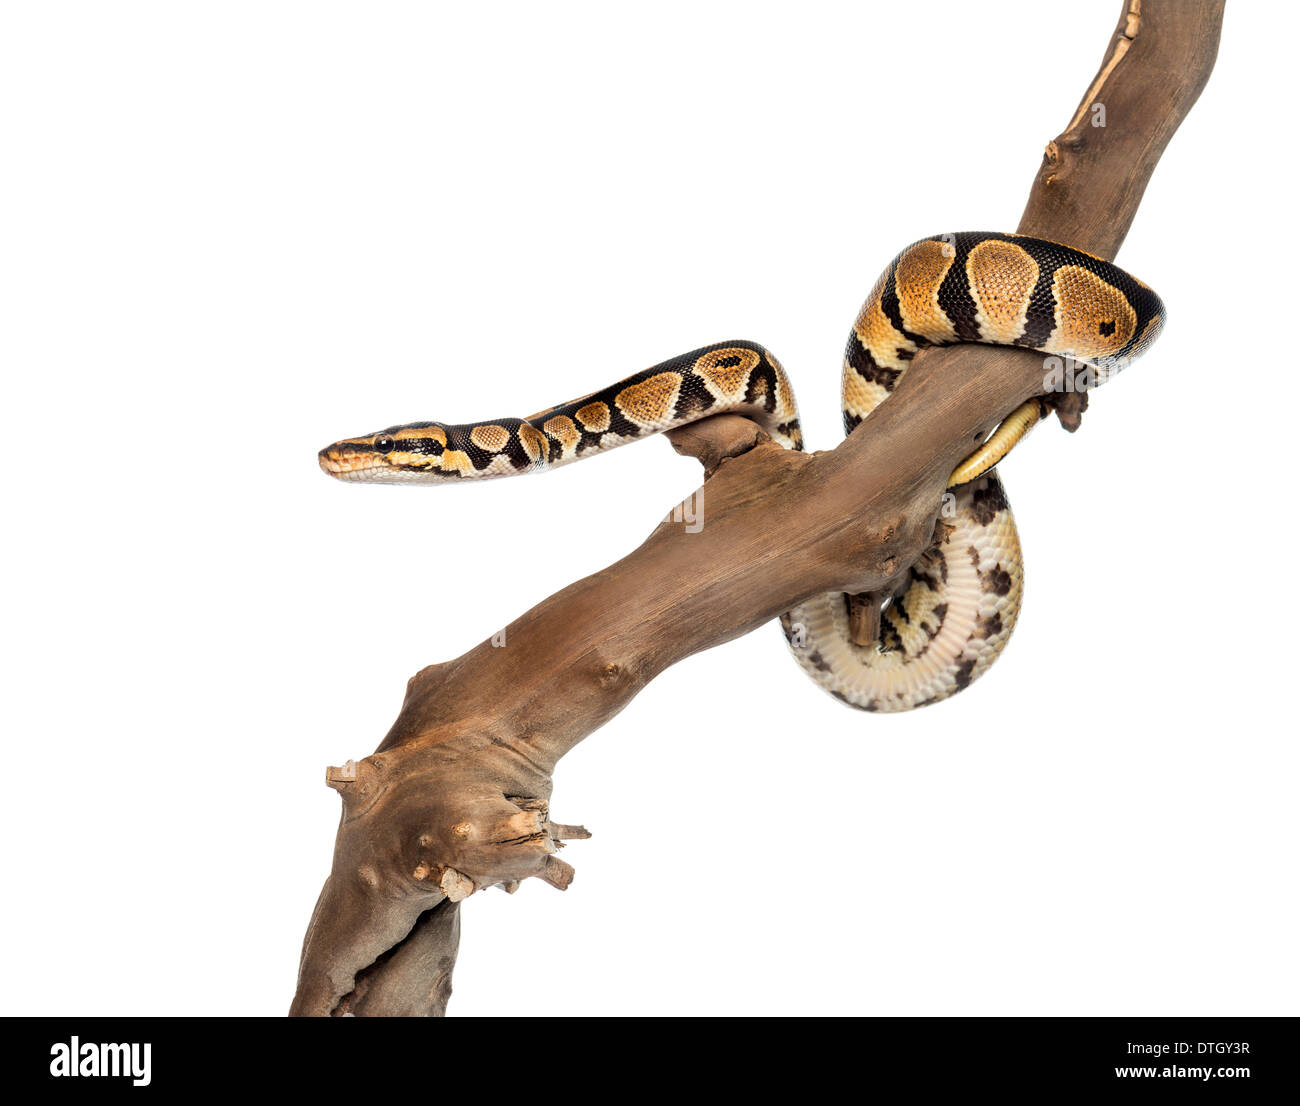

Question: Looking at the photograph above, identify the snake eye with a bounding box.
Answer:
[375,436,395,454]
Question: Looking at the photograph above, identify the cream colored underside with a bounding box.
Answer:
[783,481,1023,712]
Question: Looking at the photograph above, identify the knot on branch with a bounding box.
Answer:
[666,413,771,477]
[1043,388,1089,433]
[325,749,591,902]
[405,795,593,898]
[296,741,593,1016]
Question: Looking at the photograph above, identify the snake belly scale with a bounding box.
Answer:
[320,232,1163,712]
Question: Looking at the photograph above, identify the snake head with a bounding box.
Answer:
[318,422,462,484]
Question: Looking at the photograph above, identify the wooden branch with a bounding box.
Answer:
[1017,0,1224,257]
[289,0,1224,1017]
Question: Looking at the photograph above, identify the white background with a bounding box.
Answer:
[2,1,1294,1017]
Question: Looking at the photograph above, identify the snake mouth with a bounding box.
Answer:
[319,455,444,484]
[318,443,384,482]
[318,442,430,483]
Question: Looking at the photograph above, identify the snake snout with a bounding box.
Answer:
[318,439,385,482]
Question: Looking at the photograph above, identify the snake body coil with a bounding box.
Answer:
[321,232,1163,712]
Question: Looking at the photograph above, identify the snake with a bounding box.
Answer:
[320,232,1163,712]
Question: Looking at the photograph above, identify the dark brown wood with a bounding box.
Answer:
[846,591,884,648]
[290,0,1225,1017]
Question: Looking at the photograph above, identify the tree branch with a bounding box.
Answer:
[289,0,1225,1017]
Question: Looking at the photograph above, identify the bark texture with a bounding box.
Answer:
[290,0,1224,1017]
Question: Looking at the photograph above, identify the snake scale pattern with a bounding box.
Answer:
[321,232,1163,712]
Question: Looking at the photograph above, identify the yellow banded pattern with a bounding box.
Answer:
[319,232,1162,712]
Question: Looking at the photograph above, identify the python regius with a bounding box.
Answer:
[320,232,1163,712]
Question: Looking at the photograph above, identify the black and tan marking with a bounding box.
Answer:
[318,340,801,483]
[320,232,1162,713]
[843,231,1163,435]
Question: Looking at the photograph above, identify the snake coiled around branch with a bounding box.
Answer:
[320,232,1163,712]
